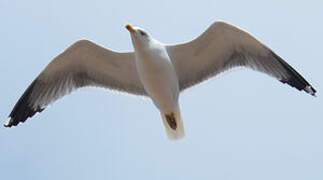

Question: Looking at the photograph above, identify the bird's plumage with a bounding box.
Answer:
[5,21,316,140]
[129,25,184,139]
[5,40,146,127]
[167,22,316,95]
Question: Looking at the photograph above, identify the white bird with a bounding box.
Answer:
[5,22,316,140]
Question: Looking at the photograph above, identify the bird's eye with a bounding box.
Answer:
[139,31,147,36]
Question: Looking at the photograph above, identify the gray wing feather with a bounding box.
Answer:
[167,21,316,95]
[5,40,146,127]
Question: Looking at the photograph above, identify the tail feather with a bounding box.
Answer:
[161,106,185,140]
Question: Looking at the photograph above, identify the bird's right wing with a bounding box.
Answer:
[5,40,146,127]
[167,21,316,95]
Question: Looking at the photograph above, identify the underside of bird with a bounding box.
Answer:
[4,21,317,142]
[161,107,185,140]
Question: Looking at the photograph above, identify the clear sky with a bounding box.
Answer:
[0,0,322,179]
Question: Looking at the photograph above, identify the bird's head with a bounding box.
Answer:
[125,24,151,49]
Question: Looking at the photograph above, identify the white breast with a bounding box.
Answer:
[135,40,179,113]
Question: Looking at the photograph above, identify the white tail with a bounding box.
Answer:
[161,106,185,140]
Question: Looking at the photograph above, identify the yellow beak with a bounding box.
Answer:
[125,24,135,33]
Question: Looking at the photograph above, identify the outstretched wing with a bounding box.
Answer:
[5,40,146,127]
[167,21,316,95]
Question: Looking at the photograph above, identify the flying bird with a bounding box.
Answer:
[5,21,316,140]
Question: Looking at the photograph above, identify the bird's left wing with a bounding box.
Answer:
[5,40,146,127]
[167,21,316,96]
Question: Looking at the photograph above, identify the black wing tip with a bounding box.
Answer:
[6,80,45,128]
[280,79,317,97]
[304,85,317,97]
[271,51,316,96]
[4,117,18,128]
[4,122,11,128]
[5,107,44,128]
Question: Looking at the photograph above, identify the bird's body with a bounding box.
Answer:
[128,26,184,139]
[5,21,316,140]
[134,38,179,113]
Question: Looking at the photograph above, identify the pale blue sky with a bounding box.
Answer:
[0,0,322,179]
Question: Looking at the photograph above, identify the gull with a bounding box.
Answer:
[5,21,316,140]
